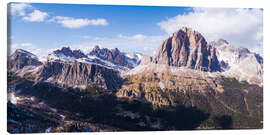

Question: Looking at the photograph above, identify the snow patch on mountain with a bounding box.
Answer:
[125,63,219,79]
[46,47,134,71]
[212,39,263,85]
[16,49,39,60]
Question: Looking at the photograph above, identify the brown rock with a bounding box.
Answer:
[153,27,220,72]
[35,61,122,90]
[8,49,42,71]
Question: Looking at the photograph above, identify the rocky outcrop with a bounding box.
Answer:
[53,47,87,59]
[117,70,222,107]
[8,49,42,71]
[117,70,263,128]
[35,60,122,90]
[212,39,263,85]
[153,27,220,72]
[8,48,123,90]
[89,46,140,69]
[140,55,152,65]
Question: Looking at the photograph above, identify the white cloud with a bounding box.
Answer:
[10,33,165,58]
[9,3,32,16]
[21,42,34,47]
[158,8,263,51]
[77,34,166,55]
[9,3,108,29]
[143,47,155,51]
[23,10,49,22]
[118,34,147,41]
[9,3,49,23]
[80,35,92,39]
[50,16,108,28]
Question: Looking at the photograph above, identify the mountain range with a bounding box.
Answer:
[7,27,263,133]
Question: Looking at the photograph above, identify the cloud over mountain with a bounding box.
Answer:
[158,8,263,55]
[78,34,166,55]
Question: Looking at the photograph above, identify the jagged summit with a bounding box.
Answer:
[89,45,140,68]
[93,45,100,50]
[89,45,121,58]
[15,49,32,54]
[9,49,42,71]
[14,49,39,59]
[210,39,229,46]
[153,27,220,72]
[52,47,87,59]
[213,40,263,85]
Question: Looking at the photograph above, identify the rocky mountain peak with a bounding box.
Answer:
[112,48,120,55]
[210,39,229,46]
[217,39,229,45]
[53,47,87,59]
[8,49,42,71]
[89,46,139,68]
[92,45,100,51]
[153,27,220,72]
[171,27,207,49]
[89,45,121,57]
[55,47,72,57]
[213,40,263,85]
[13,49,39,59]
[15,49,31,54]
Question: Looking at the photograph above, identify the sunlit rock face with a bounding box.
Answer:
[153,27,220,72]
[35,60,122,90]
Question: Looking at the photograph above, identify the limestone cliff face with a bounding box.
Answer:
[153,27,220,72]
[116,70,263,124]
[35,60,122,90]
[8,48,123,91]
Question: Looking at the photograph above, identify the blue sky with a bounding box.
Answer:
[8,3,263,57]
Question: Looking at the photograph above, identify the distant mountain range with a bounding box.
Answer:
[8,27,263,132]
[8,27,263,87]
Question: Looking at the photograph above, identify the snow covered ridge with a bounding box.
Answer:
[125,40,264,86]
[8,46,141,73]
[15,49,39,60]
[45,46,142,71]
[12,46,142,70]
[124,52,142,67]
[212,39,263,85]
[9,46,143,77]
[10,38,263,86]
[124,52,142,61]
[47,51,127,71]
